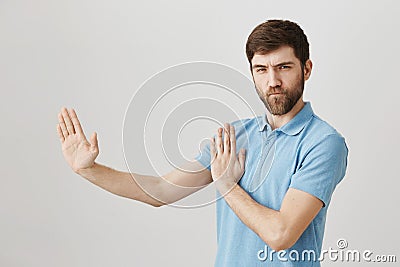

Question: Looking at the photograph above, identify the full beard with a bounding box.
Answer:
[256,77,304,116]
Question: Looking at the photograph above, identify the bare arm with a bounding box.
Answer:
[57,107,212,207]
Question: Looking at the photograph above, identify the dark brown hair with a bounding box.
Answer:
[246,19,309,68]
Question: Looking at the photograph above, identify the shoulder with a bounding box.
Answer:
[309,114,342,137]
[302,114,348,156]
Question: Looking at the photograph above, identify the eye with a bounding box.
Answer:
[256,68,266,73]
[279,65,291,70]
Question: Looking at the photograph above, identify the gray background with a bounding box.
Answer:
[1,0,399,266]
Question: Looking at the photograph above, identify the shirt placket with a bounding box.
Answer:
[248,129,277,192]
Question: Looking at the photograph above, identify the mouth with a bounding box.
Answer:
[268,92,283,97]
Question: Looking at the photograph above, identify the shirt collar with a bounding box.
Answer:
[258,102,314,136]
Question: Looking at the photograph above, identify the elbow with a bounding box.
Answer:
[268,241,292,252]
[260,229,296,251]
[150,202,166,208]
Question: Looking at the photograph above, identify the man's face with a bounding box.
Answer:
[251,46,310,115]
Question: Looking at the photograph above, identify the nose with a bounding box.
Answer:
[267,70,281,88]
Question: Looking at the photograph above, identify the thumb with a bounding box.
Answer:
[90,132,98,149]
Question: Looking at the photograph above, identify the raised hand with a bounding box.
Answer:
[57,108,99,173]
[210,123,246,194]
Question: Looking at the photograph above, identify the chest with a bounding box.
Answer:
[237,133,303,209]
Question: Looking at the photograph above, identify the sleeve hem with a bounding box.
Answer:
[289,185,329,208]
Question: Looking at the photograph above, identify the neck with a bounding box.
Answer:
[266,98,305,130]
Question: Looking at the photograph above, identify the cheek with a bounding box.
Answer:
[282,72,301,87]
[255,82,266,94]
[253,75,266,90]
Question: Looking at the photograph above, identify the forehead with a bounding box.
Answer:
[251,46,299,66]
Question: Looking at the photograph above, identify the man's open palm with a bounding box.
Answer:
[57,108,99,173]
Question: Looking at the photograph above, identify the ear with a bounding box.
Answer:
[303,59,313,81]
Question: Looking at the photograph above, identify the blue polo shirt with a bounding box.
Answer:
[195,102,348,266]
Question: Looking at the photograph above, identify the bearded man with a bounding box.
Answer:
[57,20,348,266]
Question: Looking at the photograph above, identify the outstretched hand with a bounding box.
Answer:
[57,108,99,173]
[210,123,246,194]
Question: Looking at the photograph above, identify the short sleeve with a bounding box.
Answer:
[289,134,348,208]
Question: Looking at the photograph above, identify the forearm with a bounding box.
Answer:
[222,185,291,250]
[56,108,203,206]
[77,163,164,207]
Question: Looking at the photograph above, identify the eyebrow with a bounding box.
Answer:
[252,61,295,69]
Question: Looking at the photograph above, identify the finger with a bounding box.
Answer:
[216,127,223,154]
[69,108,84,136]
[224,123,230,153]
[229,125,236,160]
[90,132,98,150]
[238,148,246,170]
[57,124,65,142]
[58,112,69,138]
[61,107,75,135]
[210,137,216,161]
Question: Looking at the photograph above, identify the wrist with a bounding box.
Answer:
[76,162,98,176]
[215,178,239,196]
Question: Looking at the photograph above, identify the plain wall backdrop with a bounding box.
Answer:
[1,0,399,266]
